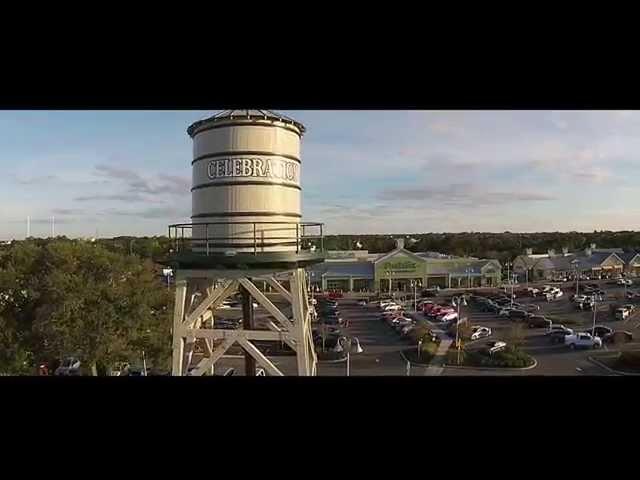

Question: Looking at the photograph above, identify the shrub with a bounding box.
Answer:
[462,346,534,368]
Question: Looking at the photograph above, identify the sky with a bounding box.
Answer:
[0,110,639,239]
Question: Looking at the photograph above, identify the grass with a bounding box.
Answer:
[403,338,440,365]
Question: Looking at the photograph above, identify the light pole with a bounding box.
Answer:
[410,280,421,313]
[334,336,363,377]
[452,295,468,365]
[591,293,597,337]
[571,259,580,298]
[504,261,513,307]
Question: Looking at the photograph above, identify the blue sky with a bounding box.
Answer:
[1,110,639,239]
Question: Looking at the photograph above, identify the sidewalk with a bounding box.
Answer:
[422,338,453,376]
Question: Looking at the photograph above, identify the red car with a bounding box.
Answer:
[422,302,436,314]
[428,306,455,318]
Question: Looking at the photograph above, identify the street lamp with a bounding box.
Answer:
[410,279,422,313]
[333,336,363,376]
[571,259,580,298]
[503,260,514,307]
[591,293,597,337]
[451,295,468,365]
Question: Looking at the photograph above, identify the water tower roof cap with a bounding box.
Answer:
[187,109,306,137]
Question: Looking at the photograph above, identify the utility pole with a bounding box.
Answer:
[26,216,30,238]
[51,216,55,237]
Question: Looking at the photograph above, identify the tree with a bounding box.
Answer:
[0,238,172,375]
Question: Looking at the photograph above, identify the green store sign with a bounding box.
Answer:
[376,255,425,279]
[385,261,418,273]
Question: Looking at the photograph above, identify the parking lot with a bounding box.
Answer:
[197,279,640,376]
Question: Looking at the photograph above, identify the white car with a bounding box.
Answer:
[572,294,588,303]
[616,278,632,286]
[564,332,602,349]
[383,304,403,312]
[357,299,367,306]
[470,326,491,340]
[439,312,458,323]
[486,341,507,355]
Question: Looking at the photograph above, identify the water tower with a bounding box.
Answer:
[167,110,325,376]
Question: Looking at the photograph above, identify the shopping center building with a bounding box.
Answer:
[308,238,502,293]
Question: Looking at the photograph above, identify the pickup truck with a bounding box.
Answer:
[564,332,602,349]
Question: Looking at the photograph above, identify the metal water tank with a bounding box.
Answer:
[188,109,305,254]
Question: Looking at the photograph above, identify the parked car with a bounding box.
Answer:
[578,299,595,311]
[528,315,552,329]
[623,304,636,313]
[356,299,368,306]
[523,304,541,312]
[617,278,633,286]
[486,341,507,355]
[615,307,630,321]
[565,332,602,349]
[592,325,613,338]
[508,309,530,321]
[392,317,414,332]
[401,324,416,336]
[470,326,492,340]
[548,324,573,335]
[498,308,513,317]
[383,304,403,312]
[438,312,459,323]
[54,357,82,376]
[547,331,568,344]
[571,294,588,304]
[603,330,633,344]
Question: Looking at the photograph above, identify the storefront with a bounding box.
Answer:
[307,240,502,294]
[375,250,426,293]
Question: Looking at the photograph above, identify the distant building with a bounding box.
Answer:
[513,243,637,281]
[307,238,502,293]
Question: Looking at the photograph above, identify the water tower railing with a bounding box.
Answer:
[168,221,324,256]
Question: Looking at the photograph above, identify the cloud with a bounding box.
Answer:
[15,174,57,185]
[429,119,465,136]
[28,217,74,225]
[75,193,148,202]
[377,183,556,207]
[93,164,190,198]
[571,167,612,184]
[51,208,84,215]
[101,206,190,219]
